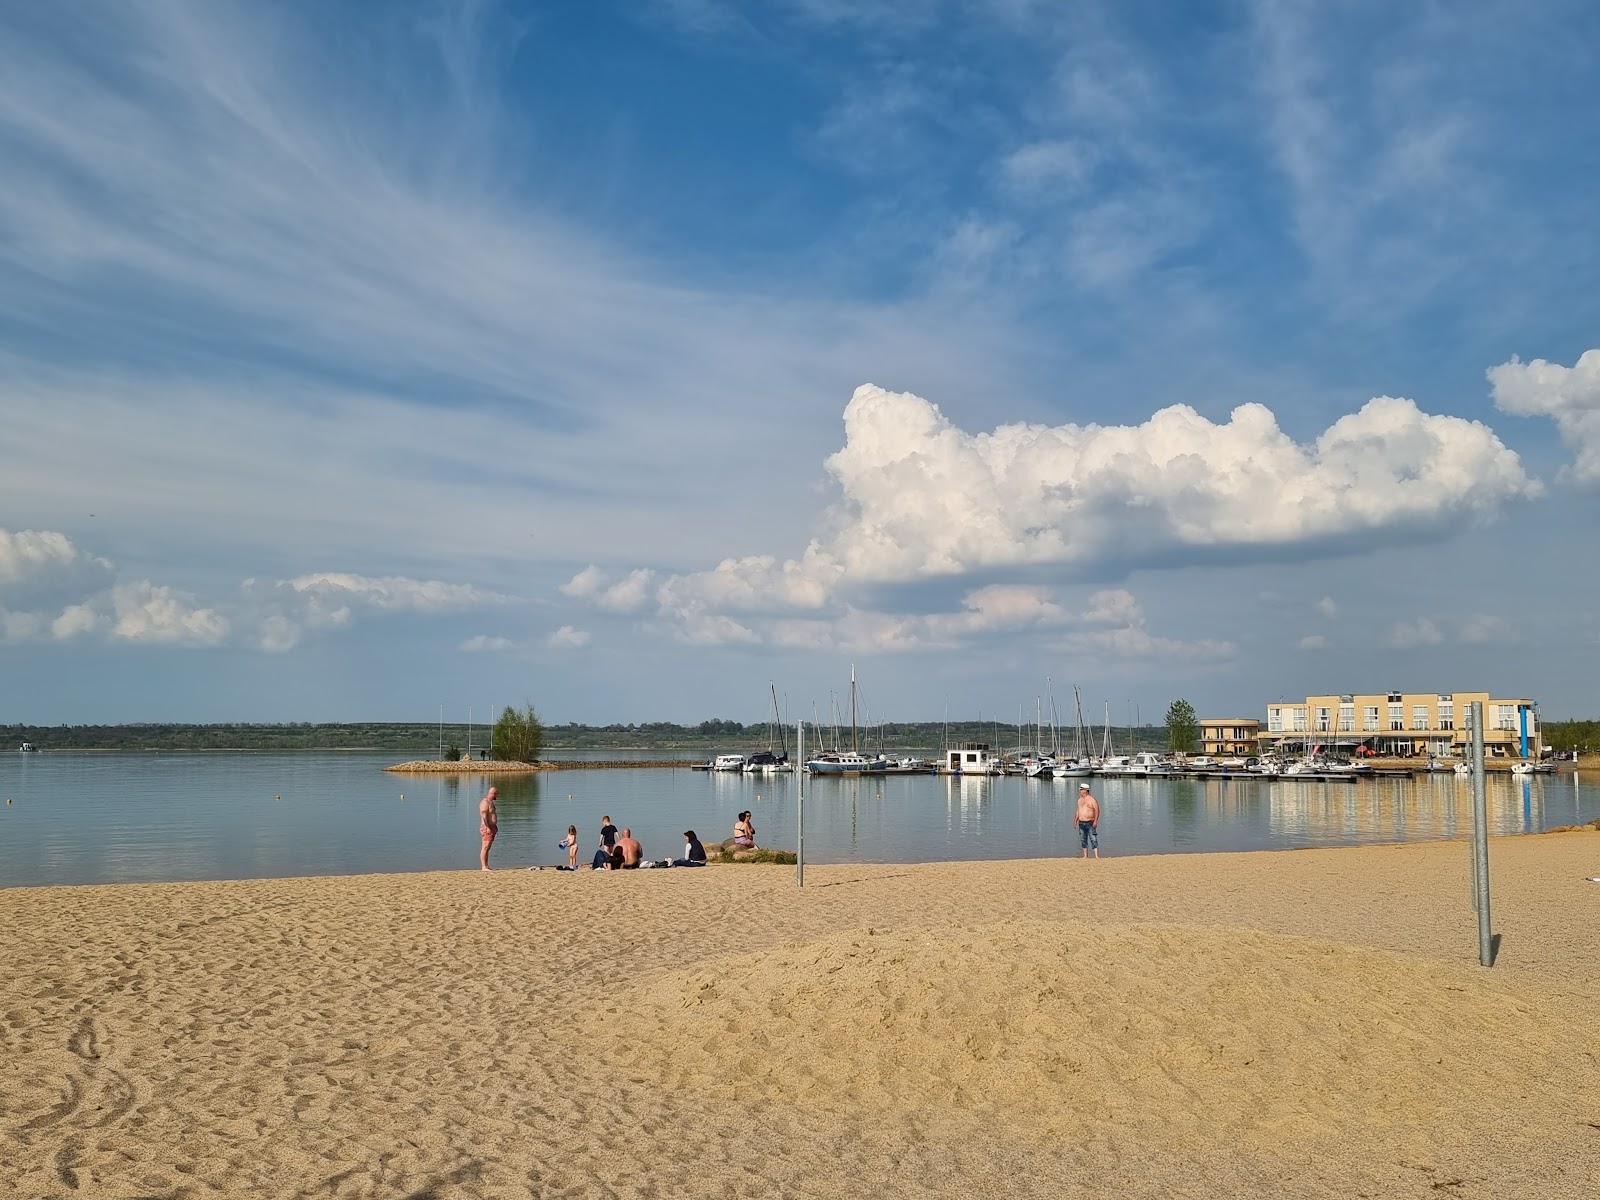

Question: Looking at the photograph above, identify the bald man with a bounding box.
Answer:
[479,786,499,871]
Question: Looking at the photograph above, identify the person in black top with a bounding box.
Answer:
[677,830,707,866]
[600,815,618,849]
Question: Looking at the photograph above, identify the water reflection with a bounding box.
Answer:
[2,752,1599,888]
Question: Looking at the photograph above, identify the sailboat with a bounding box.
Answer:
[744,683,792,773]
[806,666,886,775]
[1052,686,1095,777]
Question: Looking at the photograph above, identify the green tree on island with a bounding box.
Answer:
[1165,699,1199,754]
[493,703,544,763]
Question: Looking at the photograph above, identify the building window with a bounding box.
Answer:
[1388,703,1403,731]
[1438,702,1454,731]
[1292,708,1306,732]
[1495,704,1517,732]
[1268,708,1283,734]
[1315,707,1331,732]
[1412,705,1429,731]
[1339,704,1355,732]
[1363,705,1379,731]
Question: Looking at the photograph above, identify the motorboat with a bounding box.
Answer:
[19,742,39,753]
[742,750,791,774]
[712,754,747,772]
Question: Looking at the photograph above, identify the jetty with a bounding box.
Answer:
[384,759,700,774]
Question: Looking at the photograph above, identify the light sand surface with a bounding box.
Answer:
[3,834,1598,1199]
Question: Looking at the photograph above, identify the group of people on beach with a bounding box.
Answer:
[477,786,729,871]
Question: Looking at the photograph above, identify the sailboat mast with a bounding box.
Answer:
[849,664,858,753]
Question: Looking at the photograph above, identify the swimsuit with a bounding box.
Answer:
[481,823,496,840]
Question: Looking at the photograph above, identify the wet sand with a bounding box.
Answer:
[2,832,1597,1199]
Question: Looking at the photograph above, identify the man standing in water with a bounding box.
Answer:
[478,786,499,871]
[1076,783,1100,859]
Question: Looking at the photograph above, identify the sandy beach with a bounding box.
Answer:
[3,833,1597,1199]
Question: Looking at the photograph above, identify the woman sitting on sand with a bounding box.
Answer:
[732,811,756,848]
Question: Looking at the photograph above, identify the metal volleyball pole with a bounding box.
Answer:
[1469,701,1493,966]
[797,720,805,888]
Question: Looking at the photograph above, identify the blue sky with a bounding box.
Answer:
[2,0,1598,727]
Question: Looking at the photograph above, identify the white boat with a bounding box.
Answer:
[1096,754,1133,775]
[943,742,1000,774]
[1024,755,1057,778]
[806,750,884,775]
[712,754,747,772]
[19,742,39,753]
[1051,761,1094,779]
[806,666,885,774]
[743,683,793,773]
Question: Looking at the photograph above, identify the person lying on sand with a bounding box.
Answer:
[591,839,614,871]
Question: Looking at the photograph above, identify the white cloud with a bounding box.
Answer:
[259,615,300,654]
[461,635,518,653]
[562,566,661,614]
[1297,634,1328,651]
[547,625,591,649]
[565,382,1537,656]
[1458,614,1508,645]
[818,385,1538,581]
[287,573,505,614]
[1488,349,1600,484]
[1314,597,1338,620]
[108,583,230,646]
[50,604,102,641]
[2,610,45,642]
[1386,618,1445,649]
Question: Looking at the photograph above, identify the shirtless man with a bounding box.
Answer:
[617,827,643,869]
[1075,783,1100,859]
[478,786,499,871]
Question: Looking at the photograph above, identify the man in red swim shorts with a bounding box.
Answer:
[478,786,499,871]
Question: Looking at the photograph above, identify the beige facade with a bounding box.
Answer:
[1259,692,1540,758]
[1199,719,1260,756]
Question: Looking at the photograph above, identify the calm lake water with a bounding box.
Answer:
[2,751,1597,889]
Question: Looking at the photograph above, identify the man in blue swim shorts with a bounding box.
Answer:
[1076,783,1100,859]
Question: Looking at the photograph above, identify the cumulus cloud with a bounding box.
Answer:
[1458,614,1509,644]
[286,573,506,613]
[108,582,230,646]
[1314,597,1339,620]
[562,566,660,613]
[0,528,114,613]
[547,625,592,648]
[1297,634,1328,650]
[1387,618,1445,649]
[0,524,508,652]
[820,385,1539,581]
[1489,349,1600,484]
[564,383,1538,655]
[461,635,518,653]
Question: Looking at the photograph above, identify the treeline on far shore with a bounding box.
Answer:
[1541,720,1600,751]
[12,717,1594,753]
[9,718,1163,753]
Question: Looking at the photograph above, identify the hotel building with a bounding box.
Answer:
[1259,692,1540,759]
[1198,719,1261,757]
